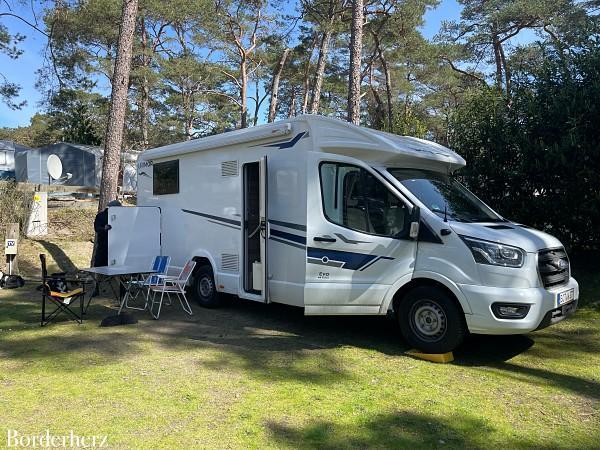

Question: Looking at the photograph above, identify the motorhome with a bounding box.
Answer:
[113,115,578,353]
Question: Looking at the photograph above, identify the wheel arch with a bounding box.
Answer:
[188,250,217,278]
[381,271,472,315]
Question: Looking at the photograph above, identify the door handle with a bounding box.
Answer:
[313,236,336,243]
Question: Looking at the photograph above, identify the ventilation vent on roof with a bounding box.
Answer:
[221,253,239,272]
[221,160,239,177]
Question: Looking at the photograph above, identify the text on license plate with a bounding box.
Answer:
[557,288,575,306]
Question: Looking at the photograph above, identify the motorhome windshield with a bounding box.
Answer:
[388,169,503,223]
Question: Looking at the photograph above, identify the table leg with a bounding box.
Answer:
[117,275,128,315]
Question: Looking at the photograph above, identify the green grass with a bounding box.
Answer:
[0,235,599,448]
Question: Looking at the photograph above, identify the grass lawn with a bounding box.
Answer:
[0,219,599,448]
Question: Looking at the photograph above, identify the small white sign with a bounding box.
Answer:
[4,238,18,255]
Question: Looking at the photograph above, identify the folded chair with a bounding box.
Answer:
[119,255,171,314]
[40,254,86,326]
[148,260,196,319]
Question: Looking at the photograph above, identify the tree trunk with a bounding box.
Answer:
[498,42,510,97]
[268,48,290,123]
[288,86,297,118]
[492,35,503,91]
[373,33,392,131]
[98,0,138,212]
[184,92,193,140]
[140,17,149,149]
[240,55,248,128]
[348,0,363,125]
[310,27,333,114]
[301,33,317,114]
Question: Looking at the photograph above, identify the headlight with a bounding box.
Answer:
[460,236,524,268]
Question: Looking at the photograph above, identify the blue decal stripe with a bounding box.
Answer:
[268,219,307,231]
[265,131,306,149]
[269,236,306,250]
[270,229,307,244]
[182,209,241,226]
[307,247,377,271]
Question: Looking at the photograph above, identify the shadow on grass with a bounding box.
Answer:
[2,282,600,394]
[137,299,408,385]
[37,239,79,274]
[454,334,600,400]
[265,410,552,449]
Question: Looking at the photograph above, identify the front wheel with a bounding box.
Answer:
[190,265,223,308]
[397,286,466,353]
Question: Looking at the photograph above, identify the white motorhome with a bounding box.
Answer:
[122,115,578,352]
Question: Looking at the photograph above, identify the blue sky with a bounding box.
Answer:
[0,0,463,128]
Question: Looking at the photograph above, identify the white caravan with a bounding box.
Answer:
[125,115,578,352]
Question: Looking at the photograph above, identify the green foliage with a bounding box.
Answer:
[0,181,31,239]
[47,89,108,145]
[449,48,600,250]
[0,114,61,148]
[389,103,428,138]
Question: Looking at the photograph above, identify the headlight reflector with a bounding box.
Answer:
[460,236,524,268]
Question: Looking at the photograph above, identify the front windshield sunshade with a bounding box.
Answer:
[388,169,503,223]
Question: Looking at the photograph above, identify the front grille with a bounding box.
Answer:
[538,248,569,289]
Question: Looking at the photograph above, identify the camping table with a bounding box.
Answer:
[81,265,157,315]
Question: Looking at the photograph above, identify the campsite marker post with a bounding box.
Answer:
[4,223,19,276]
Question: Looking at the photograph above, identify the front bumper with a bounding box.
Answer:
[459,277,579,335]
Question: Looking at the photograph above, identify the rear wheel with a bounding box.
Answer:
[397,286,466,353]
[190,265,222,308]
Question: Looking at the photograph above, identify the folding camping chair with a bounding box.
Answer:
[40,254,86,326]
[121,255,171,312]
[148,260,196,320]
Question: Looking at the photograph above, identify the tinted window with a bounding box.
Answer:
[153,160,179,195]
[389,169,501,223]
[320,163,408,237]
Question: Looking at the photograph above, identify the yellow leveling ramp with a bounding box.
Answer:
[405,349,454,363]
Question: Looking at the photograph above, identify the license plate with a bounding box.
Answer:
[557,288,575,306]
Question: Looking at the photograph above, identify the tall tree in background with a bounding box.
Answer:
[267,47,290,122]
[98,0,138,211]
[303,0,348,114]
[347,0,363,124]
[212,0,268,129]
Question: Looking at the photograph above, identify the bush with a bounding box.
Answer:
[449,48,600,251]
[0,181,32,242]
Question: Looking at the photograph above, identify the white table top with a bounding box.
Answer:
[81,265,158,276]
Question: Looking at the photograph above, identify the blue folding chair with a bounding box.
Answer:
[122,256,171,312]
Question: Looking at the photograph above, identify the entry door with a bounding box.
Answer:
[304,154,417,314]
[241,157,267,302]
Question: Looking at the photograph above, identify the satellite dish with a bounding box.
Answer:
[47,154,63,180]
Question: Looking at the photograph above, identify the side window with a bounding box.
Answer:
[320,162,409,237]
[153,160,179,195]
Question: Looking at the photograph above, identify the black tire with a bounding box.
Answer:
[190,264,222,308]
[397,286,466,353]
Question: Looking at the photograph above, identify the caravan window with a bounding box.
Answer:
[319,162,409,238]
[153,160,179,195]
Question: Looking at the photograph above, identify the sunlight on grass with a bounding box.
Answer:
[0,280,598,449]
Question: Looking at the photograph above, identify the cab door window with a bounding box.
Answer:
[320,162,409,238]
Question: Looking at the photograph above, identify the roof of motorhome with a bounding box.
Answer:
[142,115,466,171]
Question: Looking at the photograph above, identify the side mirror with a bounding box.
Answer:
[409,206,420,240]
